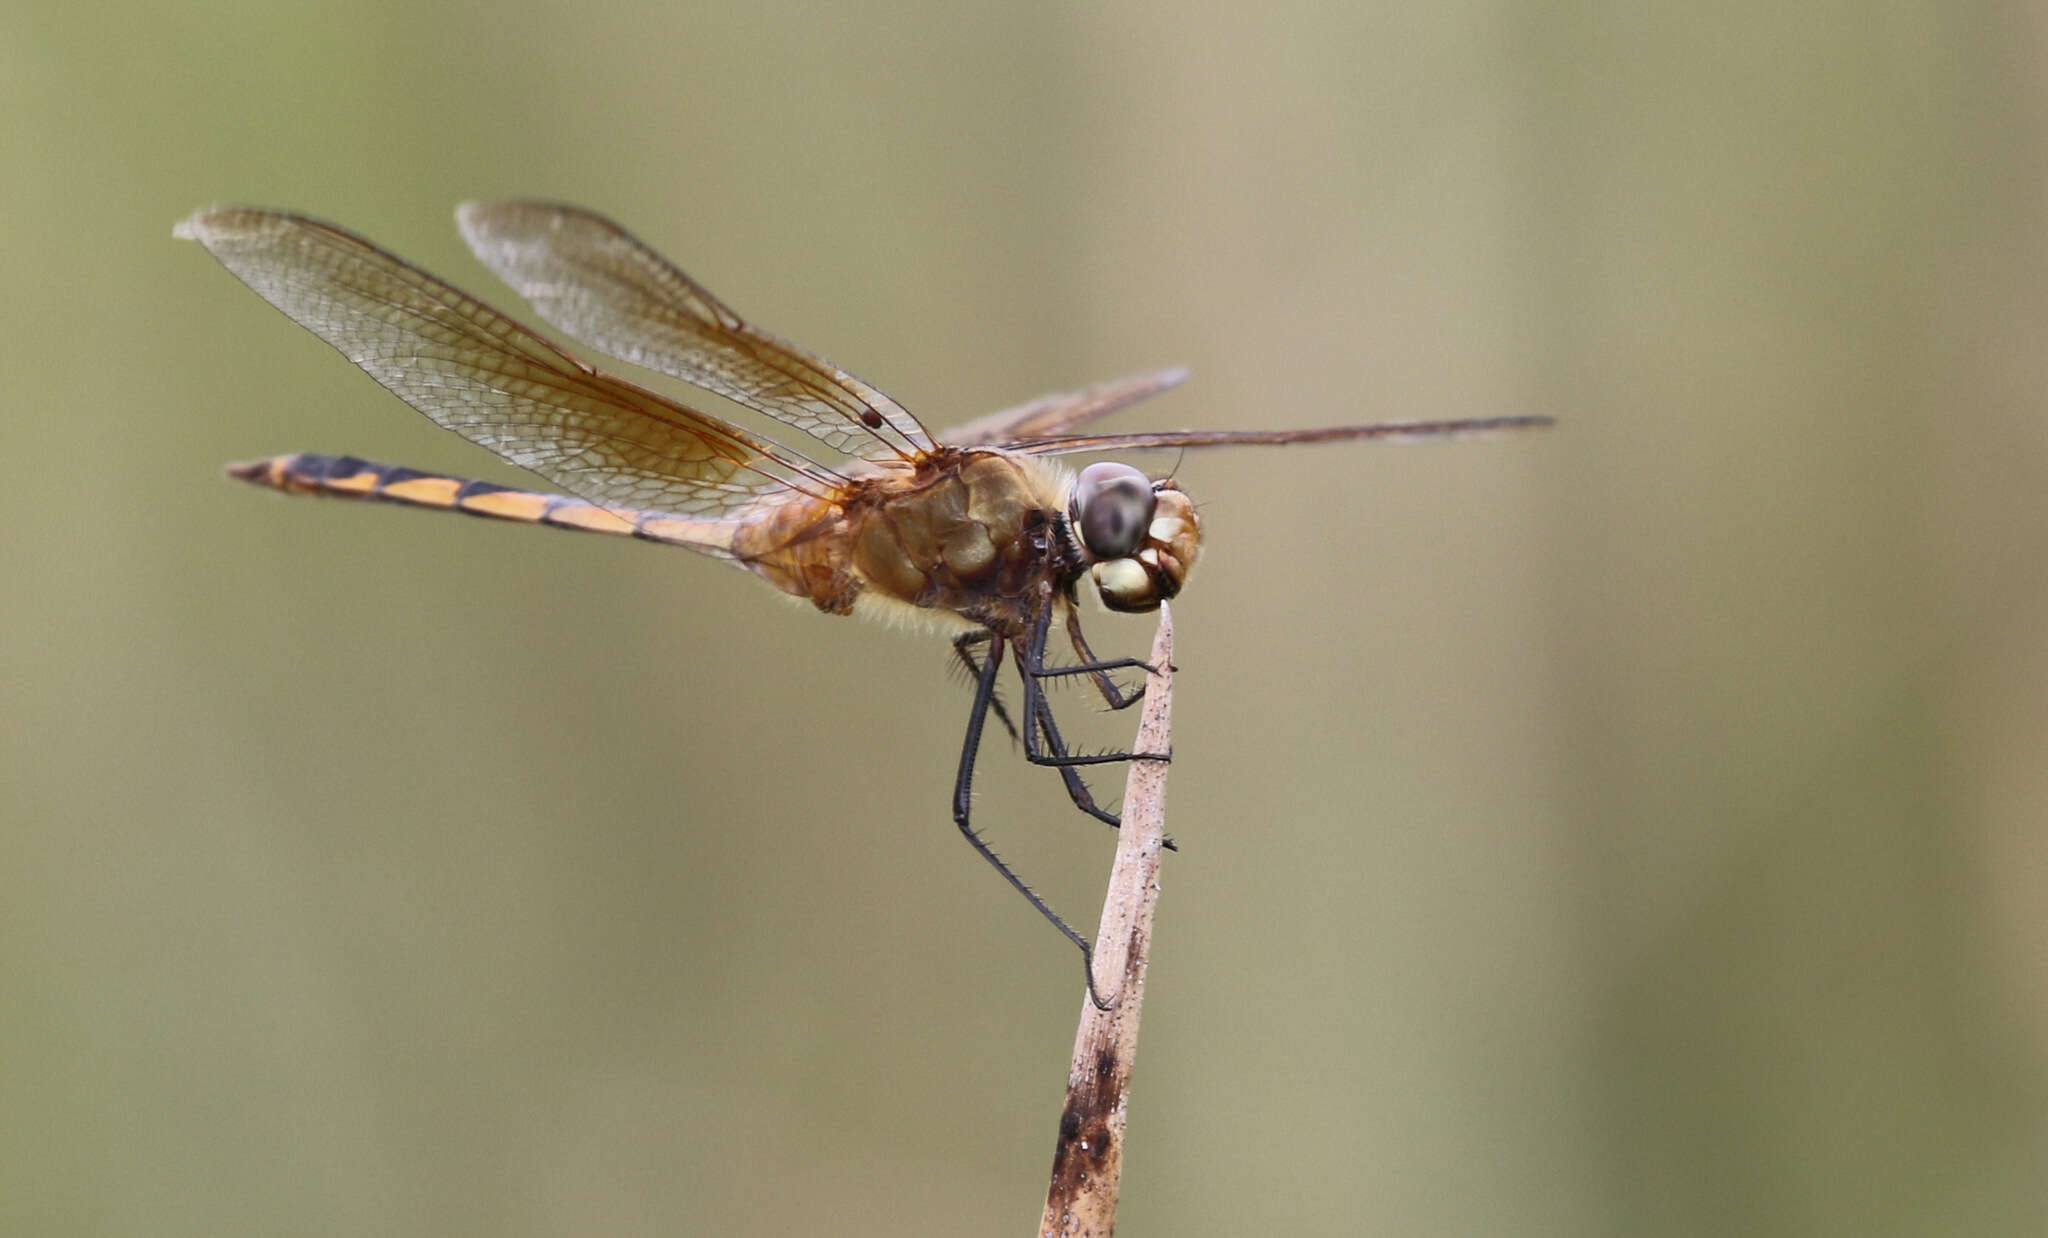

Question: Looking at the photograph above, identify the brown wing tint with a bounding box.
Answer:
[177,207,838,518]
[1007,414,1556,456]
[938,366,1190,447]
[457,201,934,463]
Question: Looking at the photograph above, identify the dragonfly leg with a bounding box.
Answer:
[1062,609,1152,711]
[952,635,1113,1010]
[951,629,1019,743]
[1025,694,1122,827]
[1019,683,1181,853]
[1011,611,1178,850]
[1022,609,1152,710]
[1016,610,1172,769]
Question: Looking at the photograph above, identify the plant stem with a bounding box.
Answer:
[1038,604,1174,1237]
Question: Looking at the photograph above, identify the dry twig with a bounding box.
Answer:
[1038,604,1175,1237]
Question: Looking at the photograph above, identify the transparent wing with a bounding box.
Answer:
[177,206,839,518]
[938,366,1190,447]
[457,200,934,462]
[1006,415,1556,456]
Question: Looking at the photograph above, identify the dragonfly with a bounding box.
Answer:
[178,201,1550,1006]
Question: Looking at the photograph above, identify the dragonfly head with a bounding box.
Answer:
[1067,462,1202,613]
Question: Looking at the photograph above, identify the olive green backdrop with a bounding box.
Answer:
[6,3,2044,1235]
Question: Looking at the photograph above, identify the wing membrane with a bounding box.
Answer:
[1008,415,1556,456]
[939,366,1190,446]
[457,200,934,462]
[177,207,835,518]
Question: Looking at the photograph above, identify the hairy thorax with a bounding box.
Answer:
[730,448,1072,633]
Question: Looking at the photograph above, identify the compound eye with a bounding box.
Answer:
[1071,462,1156,560]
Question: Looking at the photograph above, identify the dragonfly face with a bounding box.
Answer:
[180,201,1548,1004]
[1065,463,1202,613]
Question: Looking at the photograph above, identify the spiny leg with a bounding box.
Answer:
[1025,683,1120,828]
[951,629,1019,743]
[1017,608,1172,770]
[1023,608,1154,710]
[951,633,1113,1010]
[1021,676,1180,852]
[1064,609,1149,711]
[1012,612,1179,850]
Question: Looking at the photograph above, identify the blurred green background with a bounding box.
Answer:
[6,2,2045,1234]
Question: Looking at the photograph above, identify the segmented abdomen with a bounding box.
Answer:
[225,452,740,555]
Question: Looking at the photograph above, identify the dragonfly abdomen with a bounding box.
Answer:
[224,452,739,553]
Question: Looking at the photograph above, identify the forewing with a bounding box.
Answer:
[1008,415,1556,456]
[177,206,829,518]
[457,201,934,462]
[938,366,1190,446]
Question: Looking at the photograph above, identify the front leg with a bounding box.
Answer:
[1021,608,1151,711]
[1062,609,1149,711]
